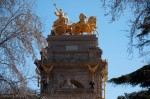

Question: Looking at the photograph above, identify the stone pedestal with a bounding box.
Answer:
[35,35,108,99]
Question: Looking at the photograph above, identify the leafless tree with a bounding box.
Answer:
[0,0,46,96]
[101,0,150,57]
[101,1,150,98]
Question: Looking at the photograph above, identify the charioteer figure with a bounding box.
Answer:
[53,4,68,27]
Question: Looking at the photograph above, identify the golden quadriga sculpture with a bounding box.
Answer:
[52,5,97,35]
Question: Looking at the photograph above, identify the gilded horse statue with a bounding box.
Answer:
[87,16,97,35]
[71,13,97,35]
[52,6,97,35]
[71,13,88,35]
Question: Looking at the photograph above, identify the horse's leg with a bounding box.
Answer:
[65,18,68,24]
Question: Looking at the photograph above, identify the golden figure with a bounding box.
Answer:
[71,13,88,34]
[42,65,53,75]
[53,4,70,35]
[79,13,87,24]
[52,5,97,35]
[53,4,68,26]
[101,60,108,99]
[54,4,65,18]
[88,64,99,81]
[71,13,97,35]
[101,60,108,81]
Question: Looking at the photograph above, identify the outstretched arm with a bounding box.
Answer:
[54,3,60,13]
[54,12,59,16]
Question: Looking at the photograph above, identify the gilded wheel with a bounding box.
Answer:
[54,25,66,35]
[72,24,81,35]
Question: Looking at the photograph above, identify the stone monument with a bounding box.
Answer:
[34,5,108,99]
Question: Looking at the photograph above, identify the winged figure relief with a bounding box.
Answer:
[88,64,99,73]
[42,65,53,75]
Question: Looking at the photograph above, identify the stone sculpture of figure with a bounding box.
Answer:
[63,79,76,88]
[53,4,68,27]
[89,80,95,89]
[40,48,47,61]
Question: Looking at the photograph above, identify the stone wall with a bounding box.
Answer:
[44,35,101,63]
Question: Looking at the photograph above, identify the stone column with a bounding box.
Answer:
[96,69,102,99]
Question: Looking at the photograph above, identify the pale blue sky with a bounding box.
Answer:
[32,0,145,99]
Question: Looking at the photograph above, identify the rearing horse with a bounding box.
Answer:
[87,16,97,35]
[71,13,89,34]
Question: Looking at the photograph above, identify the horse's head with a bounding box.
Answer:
[88,16,97,24]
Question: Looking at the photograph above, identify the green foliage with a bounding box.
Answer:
[108,64,150,88]
[117,90,150,99]
[101,0,150,98]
